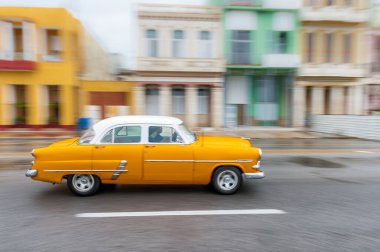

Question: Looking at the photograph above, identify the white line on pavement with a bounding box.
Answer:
[355,150,374,154]
[75,209,287,218]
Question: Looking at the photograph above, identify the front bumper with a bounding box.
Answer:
[243,172,265,179]
[25,169,37,177]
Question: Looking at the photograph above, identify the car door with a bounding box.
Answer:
[143,125,194,183]
[92,125,143,183]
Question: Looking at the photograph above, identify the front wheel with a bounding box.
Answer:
[67,174,100,196]
[212,167,242,195]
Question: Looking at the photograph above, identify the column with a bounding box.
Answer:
[185,86,198,128]
[292,85,306,127]
[311,86,325,115]
[133,85,145,115]
[159,85,171,116]
[315,31,324,64]
[59,85,74,126]
[0,84,7,126]
[347,86,355,114]
[27,84,42,126]
[211,86,224,128]
[354,85,364,115]
[347,85,364,115]
[330,87,344,114]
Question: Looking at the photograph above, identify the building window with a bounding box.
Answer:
[13,26,23,60]
[198,31,212,58]
[326,0,334,6]
[344,0,352,7]
[343,34,351,63]
[172,30,185,58]
[197,88,209,115]
[277,32,287,54]
[146,29,158,57]
[230,30,250,64]
[145,86,159,115]
[172,87,185,114]
[268,31,288,54]
[42,29,61,61]
[257,77,275,103]
[306,32,313,63]
[325,33,333,63]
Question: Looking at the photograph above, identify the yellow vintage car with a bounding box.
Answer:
[26,116,263,196]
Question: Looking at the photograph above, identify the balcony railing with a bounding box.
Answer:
[225,0,299,9]
[0,51,35,70]
[301,7,369,22]
[225,0,262,6]
[262,54,300,68]
[299,64,368,78]
[137,57,225,72]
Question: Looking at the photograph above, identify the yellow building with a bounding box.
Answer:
[0,7,85,128]
[294,0,369,127]
[0,7,134,129]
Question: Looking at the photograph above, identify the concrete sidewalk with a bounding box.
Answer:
[0,127,342,139]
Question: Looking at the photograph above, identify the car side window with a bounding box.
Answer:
[148,126,183,143]
[100,126,141,144]
[100,129,113,143]
[114,126,141,143]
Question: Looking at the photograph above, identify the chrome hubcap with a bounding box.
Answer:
[217,171,238,191]
[72,174,94,192]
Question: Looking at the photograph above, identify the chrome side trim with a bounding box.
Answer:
[144,160,194,163]
[243,172,265,179]
[253,161,261,169]
[144,159,253,163]
[195,159,253,163]
[111,160,128,180]
[44,170,129,173]
[25,169,37,177]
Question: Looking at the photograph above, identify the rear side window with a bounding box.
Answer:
[100,126,141,144]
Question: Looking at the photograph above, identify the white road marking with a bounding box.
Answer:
[355,150,374,154]
[75,209,287,218]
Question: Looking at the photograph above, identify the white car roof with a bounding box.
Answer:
[92,116,183,134]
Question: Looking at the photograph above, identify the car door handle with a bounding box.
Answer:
[95,145,106,149]
[145,145,156,148]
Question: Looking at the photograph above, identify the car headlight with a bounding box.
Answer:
[258,148,262,160]
[31,149,35,157]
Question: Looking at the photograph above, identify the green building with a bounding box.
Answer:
[211,0,300,126]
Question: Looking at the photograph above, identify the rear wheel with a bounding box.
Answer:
[212,167,242,195]
[67,174,100,196]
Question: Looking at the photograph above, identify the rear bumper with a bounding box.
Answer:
[243,172,265,179]
[25,169,37,177]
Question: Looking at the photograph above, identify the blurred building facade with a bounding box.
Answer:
[293,0,369,127]
[212,0,300,127]
[0,7,83,128]
[1,2,378,130]
[133,4,225,128]
[0,7,124,129]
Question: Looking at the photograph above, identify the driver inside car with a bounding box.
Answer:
[149,126,163,143]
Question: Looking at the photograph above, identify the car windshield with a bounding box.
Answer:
[178,123,196,143]
[78,127,95,144]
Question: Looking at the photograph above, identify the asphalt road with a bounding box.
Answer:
[1,151,380,251]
